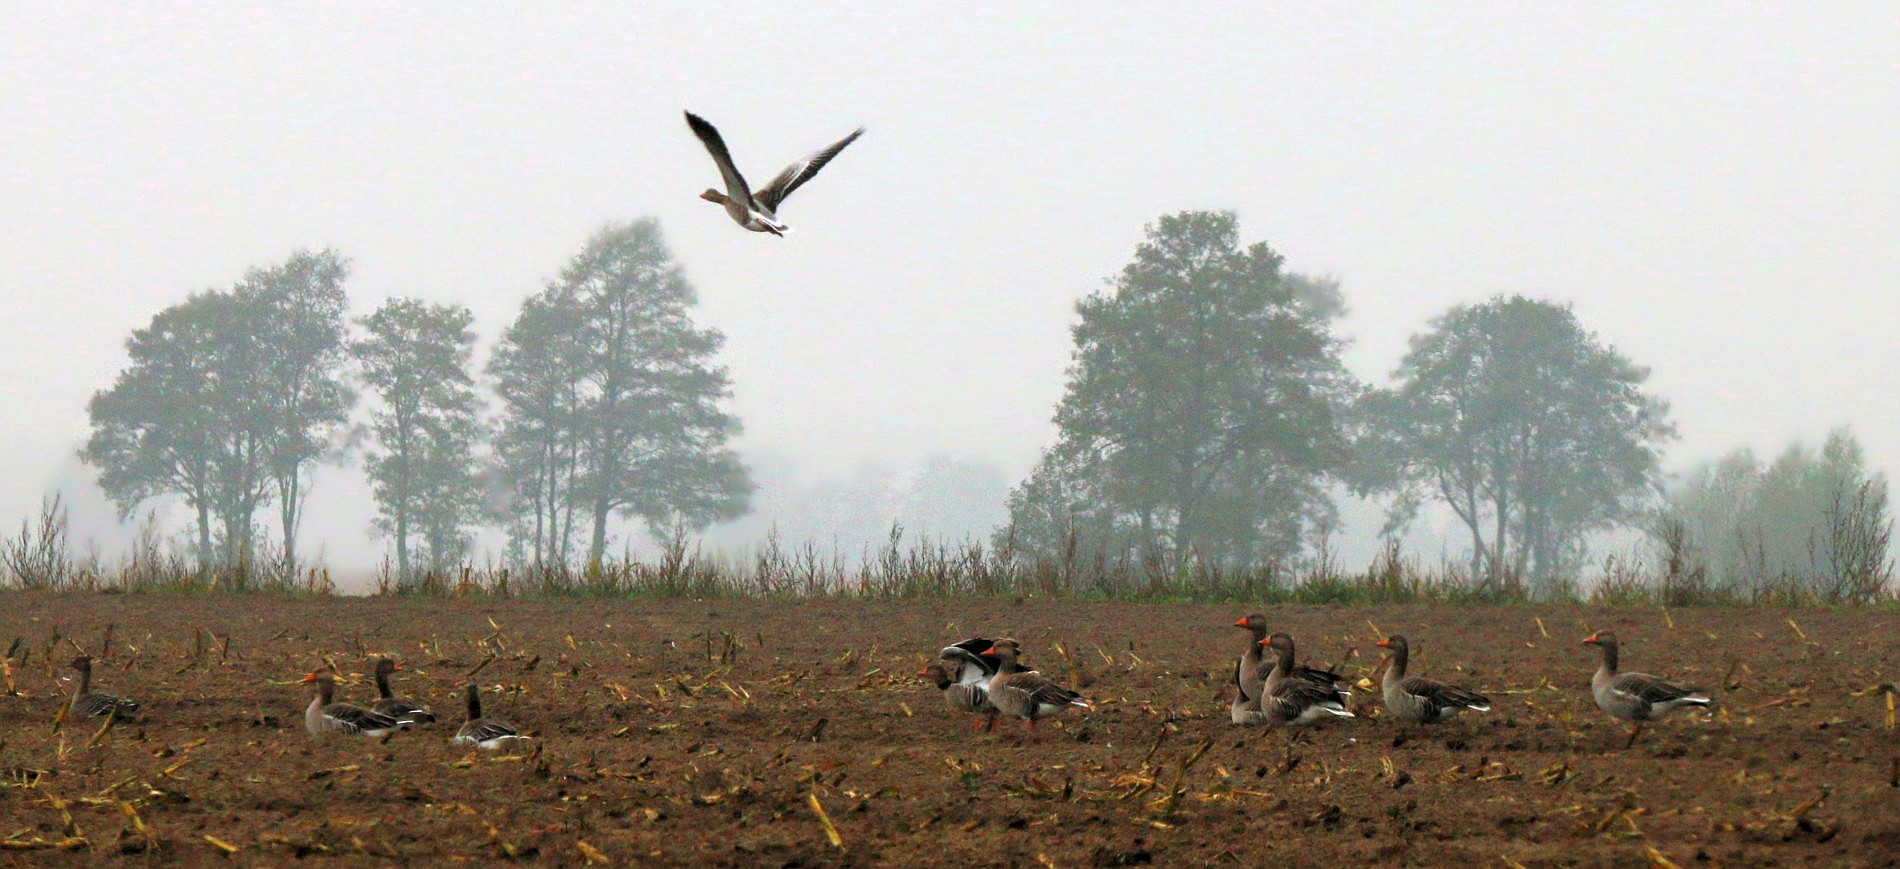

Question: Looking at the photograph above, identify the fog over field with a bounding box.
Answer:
[4,4,1897,584]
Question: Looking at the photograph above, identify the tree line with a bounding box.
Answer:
[80,210,1892,598]
[84,220,746,589]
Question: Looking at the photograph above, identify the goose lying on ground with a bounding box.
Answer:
[67,655,139,720]
[303,672,401,737]
[454,684,527,751]
[370,657,435,725]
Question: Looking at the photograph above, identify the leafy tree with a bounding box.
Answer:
[1359,295,1673,594]
[236,250,355,569]
[353,298,484,584]
[83,250,353,579]
[1001,211,1356,566]
[492,219,750,565]
[489,293,588,566]
[84,290,266,569]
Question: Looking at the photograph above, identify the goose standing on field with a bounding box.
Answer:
[1374,635,1491,724]
[66,655,139,720]
[684,110,864,236]
[980,640,1090,735]
[1582,630,1712,748]
[1261,632,1352,706]
[303,672,402,737]
[370,658,435,725]
[454,684,527,751]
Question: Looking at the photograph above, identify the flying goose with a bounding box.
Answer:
[684,110,863,236]
[67,655,139,720]
[980,640,1089,735]
[1582,630,1712,748]
[370,658,435,725]
[454,684,527,751]
[302,672,402,737]
[1374,635,1491,724]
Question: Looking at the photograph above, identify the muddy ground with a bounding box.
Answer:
[0,595,1895,866]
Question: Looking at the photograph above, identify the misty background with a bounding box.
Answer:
[5,5,1897,588]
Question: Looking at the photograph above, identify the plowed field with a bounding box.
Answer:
[2,595,1895,865]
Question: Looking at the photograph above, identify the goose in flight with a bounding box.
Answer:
[684,110,863,236]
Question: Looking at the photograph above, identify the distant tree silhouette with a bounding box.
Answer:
[490,220,750,566]
[353,298,484,585]
[1358,295,1673,595]
[1001,211,1357,566]
[82,250,354,578]
[1668,428,1892,600]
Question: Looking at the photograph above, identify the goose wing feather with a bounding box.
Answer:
[754,127,864,211]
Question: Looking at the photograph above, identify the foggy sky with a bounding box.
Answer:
[5,4,1897,576]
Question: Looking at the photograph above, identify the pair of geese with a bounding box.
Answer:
[1227,618,1711,746]
[300,659,525,751]
[922,638,1092,735]
[922,620,1711,747]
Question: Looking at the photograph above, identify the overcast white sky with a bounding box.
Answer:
[4,4,1897,577]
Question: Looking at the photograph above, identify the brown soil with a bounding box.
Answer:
[1,595,1895,866]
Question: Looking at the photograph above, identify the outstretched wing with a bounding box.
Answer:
[754,126,864,211]
[684,111,753,202]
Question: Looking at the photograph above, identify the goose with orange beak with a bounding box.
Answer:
[1374,635,1490,724]
[302,672,402,737]
[1582,630,1711,748]
[980,640,1090,735]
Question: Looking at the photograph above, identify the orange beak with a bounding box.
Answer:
[1582,632,1600,645]
[979,645,998,657]
[1375,638,1390,648]
[917,668,928,677]
[300,672,317,683]
[1233,617,1250,627]
[1257,637,1272,646]
[392,664,403,671]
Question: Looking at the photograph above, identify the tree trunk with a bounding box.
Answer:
[195,500,213,575]
[589,498,611,566]
[279,471,301,571]
[395,509,410,588]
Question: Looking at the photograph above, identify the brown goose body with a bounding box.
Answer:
[454,684,526,751]
[1375,635,1490,724]
[1232,615,1271,703]
[1234,661,1355,727]
[68,656,139,720]
[370,658,435,725]
[1261,632,1351,705]
[302,673,402,737]
[981,641,1089,734]
[1583,631,1711,747]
